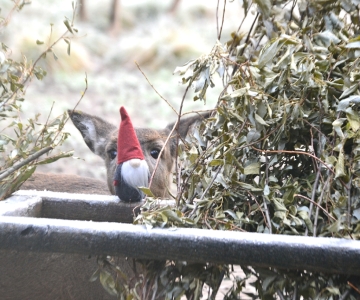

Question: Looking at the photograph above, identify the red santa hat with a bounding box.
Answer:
[117,106,145,164]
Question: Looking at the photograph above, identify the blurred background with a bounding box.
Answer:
[1,0,248,181]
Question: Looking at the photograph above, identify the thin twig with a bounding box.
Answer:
[175,84,191,202]
[134,63,213,202]
[347,175,352,228]
[303,119,331,147]
[134,62,185,201]
[148,119,178,192]
[248,191,270,231]
[216,0,220,39]
[0,146,53,181]
[200,167,222,202]
[289,0,298,22]
[263,155,272,234]
[240,12,259,58]
[34,101,55,147]
[234,1,253,37]
[135,62,178,116]
[203,210,212,229]
[0,0,21,28]
[339,289,351,300]
[313,178,330,237]
[294,193,335,222]
[348,281,360,294]
[305,168,321,236]
[276,289,285,300]
[216,0,227,40]
[263,196,272,234]
[64,72,88,135]
[292,284,298,300]
[189,166,222,218]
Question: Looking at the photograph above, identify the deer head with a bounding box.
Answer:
[68,109,208,199]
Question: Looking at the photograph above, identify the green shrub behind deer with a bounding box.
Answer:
[101,0,360,299]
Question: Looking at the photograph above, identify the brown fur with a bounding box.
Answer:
[21,173,110,194]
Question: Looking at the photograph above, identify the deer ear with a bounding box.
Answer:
[165,112,211,157]
[68,110,117,160]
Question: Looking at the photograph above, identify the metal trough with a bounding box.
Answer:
[0,190,359,299]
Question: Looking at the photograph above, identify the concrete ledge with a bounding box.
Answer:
[6,190,147,223]
[0,214,359,275]
[0,195,42,217]
[1,190,359,276]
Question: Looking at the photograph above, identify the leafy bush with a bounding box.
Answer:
[99,0,360,299]
[0,2,83,200]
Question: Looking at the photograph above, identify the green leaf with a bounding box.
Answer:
[244,162,260,175]
[161,209,183,223]
[63,19,74,34]
[263,184,270,196]
[258,39,279,68]
[237,181,263,192]
[52,51,58,61]
[139,187,155,197]
[246,128,261,143]
[324,287,340,295]
[243,0,249,16]
[229,87,247,98]
[335,148,346,178]
[209,159,223,166]
[255,113,269,126]
[339,84,358,99]
[332,118,346,139]
[297,210,313,233]
[337,95,360,111]
[254,0,272,19]
[345,41,360,48]
[89,268,100,282]
[353,208,360,220]
[271,198,287,212]
[346,107,360,132]
[99,270,117,296]
[224,209,239,220]
[214,172,229,188]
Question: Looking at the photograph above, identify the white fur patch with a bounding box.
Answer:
[81,120,96,141]
[122,159,149,188]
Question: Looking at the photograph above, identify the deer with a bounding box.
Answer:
[22,109,207,197]
[1,108,208,300]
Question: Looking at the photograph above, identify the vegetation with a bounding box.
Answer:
[2,0,360,298]
[0,1,83,199]
[99,0,360,299]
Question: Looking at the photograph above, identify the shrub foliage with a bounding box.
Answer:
[0,2,81,199]
[100,0,360,299]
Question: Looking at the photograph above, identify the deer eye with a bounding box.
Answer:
[107,149,117,160]
[150,149,160,159]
